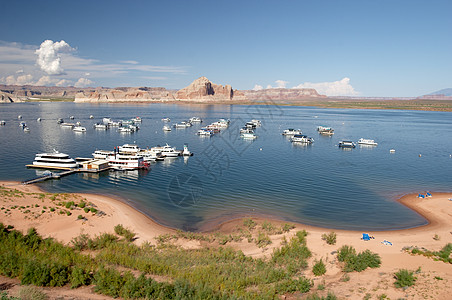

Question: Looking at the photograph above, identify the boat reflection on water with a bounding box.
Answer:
[108,168,150,181]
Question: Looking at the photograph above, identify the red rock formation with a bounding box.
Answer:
[175,77,240,101]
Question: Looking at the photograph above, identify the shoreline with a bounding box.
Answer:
[1,180,450,239]
[2,180,452,299]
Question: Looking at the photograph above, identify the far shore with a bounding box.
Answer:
[1,180,452,299]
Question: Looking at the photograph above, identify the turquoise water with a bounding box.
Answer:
[1,102,451,231]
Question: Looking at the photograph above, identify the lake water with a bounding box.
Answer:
[1,102,451,231]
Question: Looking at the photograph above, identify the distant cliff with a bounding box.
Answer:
[175,76,246,101]
[75,87,175,102]
[1,78,326,103]
[243,88,325,101]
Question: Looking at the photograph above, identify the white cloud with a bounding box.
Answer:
[74,77,93,88]
[121,60,139,64]
[266,84,273,89]
[292,77,358,96]
[35,40,73,75]
[56,79,72,87]
[275,80,288,88]
[253,84,263,91]
[1,74,34,85]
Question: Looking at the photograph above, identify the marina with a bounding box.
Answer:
[1,102,452,231]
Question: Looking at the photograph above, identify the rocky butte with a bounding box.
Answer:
[1,77,325,103]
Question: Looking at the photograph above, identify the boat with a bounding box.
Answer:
[118,127,133,133]
[357,138,378,146]
[163,125,172,131]
[60,123,75,128]
[76,121,81,126]
[137,148,163,162]
[37,118,41,122]
[92,150,114,159]
[89,115,94,119]
[19,122,26,128]
[317,126,334,135]
[151,144,180,157]
[291,134,314,144]
[245,122,256,129]
[241,131,257,139]
[0,120,5,125]
[102,117,112,124]
[108,151,149,170]
[338,140,356,148]
[57,118,64,124]
[189,117,202,123]
[32,150,78,169]
[23,127,30,132]
[72,126,86,132]
[173,121,192,128]
[250,119,262,126]
[70,116,75,120]
[182,144,193,156]
[162,117,171,122]
[197,128,213,136]
[131,117,142,123]
[109,121,122,127]
[119,144,140,153]
[282,128,302,136]
[18,115,22,119]
[94,123,108,129]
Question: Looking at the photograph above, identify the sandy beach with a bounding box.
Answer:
[1,181,451,299]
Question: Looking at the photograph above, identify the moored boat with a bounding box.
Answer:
[282,128,302,136]
[32,150,78,169]
[338,140,356,148]
[73,126,86,132]
[189,117,202,123]
[94,123,108,129]
[357,138,378,146]
[291,134,314,144]
[162,125,172,131]
[317,126,334,135]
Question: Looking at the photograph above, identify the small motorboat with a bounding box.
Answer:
[163,125,172,131]
[282,128,302,136]
[73,126,87,132]
[357,138,378,146]
[162,117,171,122]
[338,140,356,148]
[291,134,314,144]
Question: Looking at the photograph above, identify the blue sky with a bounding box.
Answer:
[0,0,451,97]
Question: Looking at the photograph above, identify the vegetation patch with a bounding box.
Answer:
[337,245,381,272]
[394,269,416,288]
[403,243,452,263]
[321,232,337,245]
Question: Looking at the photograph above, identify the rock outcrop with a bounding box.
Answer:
[175,76,245,101]
[1,79,325,103]
[0,91,21,103]
[243,88,325,101]
[75,87,175,103]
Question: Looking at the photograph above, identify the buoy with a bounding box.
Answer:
[390,149,395,153]
[419,154,422,157]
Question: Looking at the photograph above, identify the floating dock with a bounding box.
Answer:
[22,165,111,185]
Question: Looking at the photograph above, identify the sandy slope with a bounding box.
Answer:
[0,181,451,299]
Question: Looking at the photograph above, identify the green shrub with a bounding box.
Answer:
[321,232,337,245]
[78,201,86,208]
[16,285,48,300]
[70,266,92,288]
[243,218,257,230]
[394,269,416,288]
[114,224,136,242]
[281,223,295,233]
[262,221,275,232]
[337,246,381,272]
[306,292,338,300]
[49,207,55,212]
[256,232,272,248]
[83,207,89,213]
[66,211,72,216]
[312,259,326,276]
[71,234,90,251]
[77,215,84,220]
[275,277,312,293]
[337,245,356,262]
[90,207,98,214]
